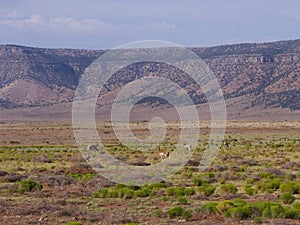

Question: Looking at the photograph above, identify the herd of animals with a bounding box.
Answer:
[86,141,229,159]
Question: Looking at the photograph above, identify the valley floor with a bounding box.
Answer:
[0,121,299,224]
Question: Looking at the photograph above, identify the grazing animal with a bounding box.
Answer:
[184,144,192,153]
[87,144,99,151]
[159,152,169,159]
[223,141,229,148]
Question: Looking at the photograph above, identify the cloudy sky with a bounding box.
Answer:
[0,0,300,49]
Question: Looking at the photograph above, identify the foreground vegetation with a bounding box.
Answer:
[0,122,299,224]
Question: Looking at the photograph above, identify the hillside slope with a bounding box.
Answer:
[0,40,299,120]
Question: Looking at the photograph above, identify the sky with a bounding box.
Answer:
[0,0,300,49]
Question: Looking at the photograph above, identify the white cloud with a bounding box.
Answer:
[0,14,177,40]
[149,21,176,29]
[0,14,111,32]
[7,11,18,18]
[48,17,112,32]
[0,14,44,28]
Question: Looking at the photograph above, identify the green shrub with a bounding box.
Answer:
[193,173,215,186]
[167,206,184,219]
[246,178,255,184]
[135,187,153,197]
[280,193,295,204]
[262,207,272,219]
[199,202,218,215]
[279,182,299,194]
[217,200,235,213]
[182,209,192,220]
[253,217,262,224]
[244,186,255,196]
[233,198,247,207]
[165,187,194,197]
[251,201,274,212]
[107,190,119,198]
[178,196,188,205]
[284,206,300,219]
[153,209,162,218]
[261,203,285,219]
[261,172,276,179]
[270,205,285,218]
[146,182,166,190]
[193,177,207,186]
[166,187,176,196]
[293,202,300,210]
[198,184,215,197]
[68,173,95,182]
[219,183,237,194]
[120,188,135,199]
[93,185,152,198]
[184,187,195,196]
[256,178,281,193]
[93,188,108,198]
[18,179,42,194]
[220,179,226,184]
[224,205,252,220]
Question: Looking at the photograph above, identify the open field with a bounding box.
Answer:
[0,121,300,224]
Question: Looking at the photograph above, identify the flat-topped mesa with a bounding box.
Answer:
[0,39,299,112]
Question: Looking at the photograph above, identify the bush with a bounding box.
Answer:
[270,205,285,218]
[245,186,255,196]
[198,184,215,197]
[280,193,295,204]
[93,188,108,198]
[135,188,153,197]
[193,176,209,186]
[233,198,246,207]
[153,209,162,218]
[219,183,237,194]
[93,185,154,199]
[256,178,281,193]
[217,200,235,212]
[262,207,272,219]
[184,187,195,196]
[146,182,166,190]
[167,206,184,219]
[293,202,300,210]
[279,182,300,194]
[262,204,285,219]
[199,202,218,215]
[261,172,276,179]
[165,187,194,197]
[284,206,300,219]
[253,217,262,224]
[68,173,94,182]
[120,188,135,199]
[167,206,192,220]
[224,205,252,220]
[178,196,188,205]
[18,179,42,194]
[182,209,192,220]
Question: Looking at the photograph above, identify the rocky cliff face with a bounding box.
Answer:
[0,39,299,114]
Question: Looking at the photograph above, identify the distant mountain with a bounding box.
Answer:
[0,39,299,120]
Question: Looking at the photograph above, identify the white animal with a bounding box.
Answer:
[184,144,192,153]
[223,141,229,148]
[159,152,169,159]
[87,144,99,151]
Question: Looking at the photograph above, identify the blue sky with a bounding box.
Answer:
[0,0,300,49]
